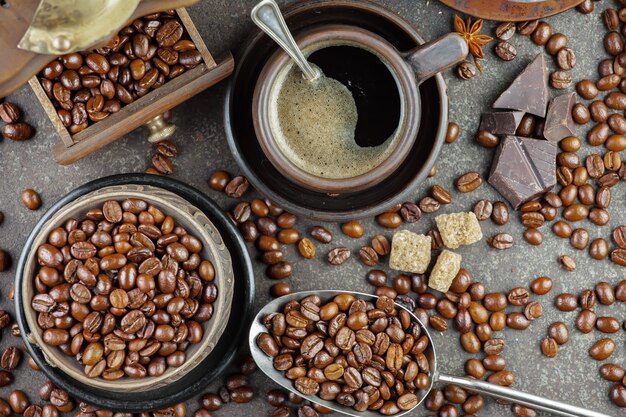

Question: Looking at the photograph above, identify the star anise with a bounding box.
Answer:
[454,15,493,59]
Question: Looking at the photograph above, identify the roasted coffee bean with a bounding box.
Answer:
[610,385,626,407]
[530,21,551,45]
[571,104,590,124]
[491,201,509,225]
[523,229,543,246]
[576,310,597,334]
[456,172,482,192]
[400,202,422,223]
[487,233,513,250]
[419,197,440,213]
[457,61,476,80]
[8,390,30,413]
[341,220,364,238]
[445,122,460,143]
[297,238,315,259]
[589,338,616,360]
[151,154,173,175]
[541,337,558,358]
[371,235,390,257]
[548,322,570,345]
[596,317,620,333]
[475,130,499,148]
[560,255,576,271]
[496,22,516,40]
[577,80,598,100]
[555,293,577,311]
[570,228,589,250]
[310,226,332,244]
[596,281,615,305]
[590,239,609,260]
[328,247,350,265]
[0,102,21,124]
[517,20,538,36]
[209,171,230,191]
[605,31,624,55]
[495,41,516,61]
[22,189,42,210]
[556,47,575,70]
[224,176,249,198]
[267,262,292,279]
[358,247,378,266]
[600,364,625,382]
[376,212,402,229]
[473,200,492,221]
[546,32,567,55]
[521,212,544,228]
[0,347,20,370]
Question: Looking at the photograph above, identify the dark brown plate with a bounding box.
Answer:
[439,0,584,22]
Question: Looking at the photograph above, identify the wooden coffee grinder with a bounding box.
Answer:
[0,0,234,164]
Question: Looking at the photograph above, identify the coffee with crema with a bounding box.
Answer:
[268,43,403,180]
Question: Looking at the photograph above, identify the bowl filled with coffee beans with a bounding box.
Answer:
[14,174,254,411]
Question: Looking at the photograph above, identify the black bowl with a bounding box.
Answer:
[14,174,255,412]
[225,0,448,221]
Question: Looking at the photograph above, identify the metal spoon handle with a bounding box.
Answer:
[438,374,611,417]
[251,0,320,81]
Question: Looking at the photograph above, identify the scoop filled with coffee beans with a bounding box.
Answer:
[250,291,610,417]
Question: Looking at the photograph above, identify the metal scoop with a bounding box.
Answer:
[250,290,611,417]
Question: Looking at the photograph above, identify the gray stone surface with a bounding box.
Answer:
[0,0,624,416]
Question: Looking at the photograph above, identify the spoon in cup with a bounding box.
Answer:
[251,0,321,81]
[250,290,611,417]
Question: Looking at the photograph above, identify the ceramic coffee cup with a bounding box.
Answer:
[253,24,468,193]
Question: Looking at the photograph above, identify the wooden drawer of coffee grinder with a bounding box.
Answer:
[25,6,234,165]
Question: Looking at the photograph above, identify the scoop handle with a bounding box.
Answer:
[438,373,611,417]
[404,33,468,85]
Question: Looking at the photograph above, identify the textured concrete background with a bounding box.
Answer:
[1,0,625,416]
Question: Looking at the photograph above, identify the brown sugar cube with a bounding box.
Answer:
[428,249,462,293]
[389,230,432,274]
[435,212,483,249]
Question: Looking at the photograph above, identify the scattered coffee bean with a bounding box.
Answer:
[224,176,249,198]
[445,122,460,144]
[495,41,517,61]
[328,247,350,265]
[589,338,616,361]
[473,200,492,221]
[209,171,230,191]
[496,22,516,40]
[456,172,482,193]
[531,21,552,45]
[550,71,572,89]
[487,233,513,250]
[541,337,558,358]
[21,189,42,210]
[475,130,499,148]
[491,201,509,225]
[457,61,477,80]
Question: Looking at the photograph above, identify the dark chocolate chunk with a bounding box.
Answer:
[543,92,576,143]
[479,111,525,135]
[493,54,549,117]
[488,136,557,209]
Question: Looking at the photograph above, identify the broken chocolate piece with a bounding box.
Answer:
[488,136,557,209]
[493,54,549,117]
[543,92,576,143]
[480,111,525,135]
